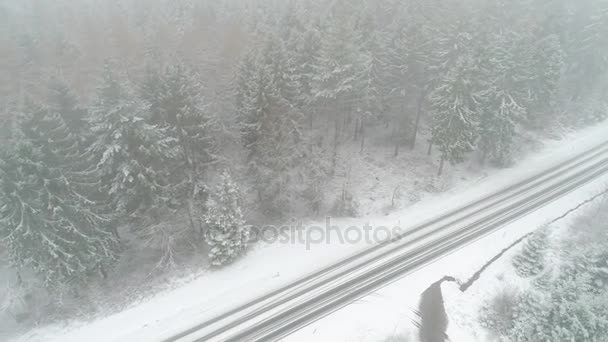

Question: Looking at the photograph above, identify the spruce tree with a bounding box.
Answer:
[477,29,529,165]
[141,64,218,229]
[0,114,120,288]
[310,13,360,114]
[46,78,88,144]
[429,60,479,176]
[526,34,565,125]
[142,64,217,176]
[568,1,608,100]
[478,90,524,166]
[354,12,389,150]
[236,43,320,217]
[89,65,179,219]
[513,229,549,278]
[203,171,248,266]
[385,19,433,151]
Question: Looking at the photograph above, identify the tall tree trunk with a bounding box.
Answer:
[309,110,314,131]
[437,157,445,176]
[331,118,340,176]
[354,116,360,141]
[99,264,108,279]
[393,125,401,157]
[427,141,433,156]
[360,123,366,152]
[111,226,121,240]
[411,88,427,149]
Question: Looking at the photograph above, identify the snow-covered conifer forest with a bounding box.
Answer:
[1,0,608,337]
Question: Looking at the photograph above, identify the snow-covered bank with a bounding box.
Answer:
[10,121,608,342]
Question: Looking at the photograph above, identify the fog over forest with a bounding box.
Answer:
[0,0,607,339]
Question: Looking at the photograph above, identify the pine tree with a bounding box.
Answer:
[426,11,480,165]
[478,91,524,166]
[310,13,360,115]
[236,44,312,217]
[354,11,389,150]
[429,59,479,176]
[477,28,529,165]
[203,171,248,266]
[513,229,549,278]
[236,50,275,160]
[568,1,608,100]
[141,64,218,230]
[385,18,433,152]
[46,78,88,144]
[526,34,564,125]
[142,64,218,176]
[290,27,321,125]
[89,65,179,220]
[0,139,119,289]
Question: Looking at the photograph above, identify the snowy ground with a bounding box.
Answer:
[8,120,608,342]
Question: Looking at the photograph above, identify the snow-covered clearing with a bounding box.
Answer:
[9,121,608,342]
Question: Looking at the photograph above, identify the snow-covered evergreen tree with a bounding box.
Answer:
[236,42,318,217]
[567,1,608,100]
[429,59,479,175]
[141,64,218,177]
[477,28,529,165]
[478,91,524,166]
[513,229,549,278]
[140,64,219,231]
[310,11,360,116]
[46,78,88,145]
[385,16,433,151]
[354,11,390,150]
[0,129,119,288]
[89,65,180,219]
[203,171,248,266]
[526,34,565,125]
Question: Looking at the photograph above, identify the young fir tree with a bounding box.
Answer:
[0,106,120,288]
[203,171,248,266]
[89,65,179,220]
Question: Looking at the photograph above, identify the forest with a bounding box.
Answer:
[0,0,608,330]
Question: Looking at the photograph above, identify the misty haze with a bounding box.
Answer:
[1,1,608,342]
